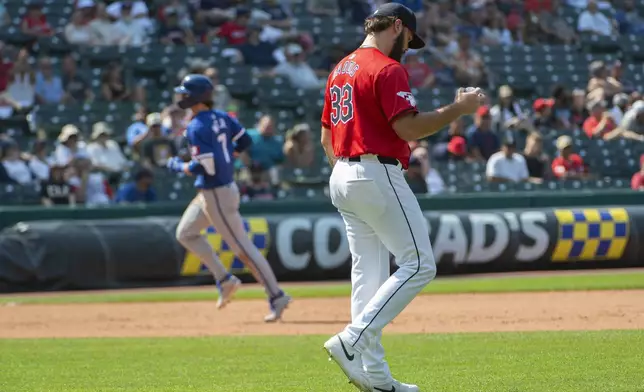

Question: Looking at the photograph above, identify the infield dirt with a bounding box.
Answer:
[1,290,643,339]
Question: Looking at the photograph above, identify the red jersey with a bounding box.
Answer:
[551,153,585,178]
[321,48,417,169]
[582,115,616,138]
[218,22,247,45]
[23,15,52,35]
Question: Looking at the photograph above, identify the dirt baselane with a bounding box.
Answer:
[1,290,642,339]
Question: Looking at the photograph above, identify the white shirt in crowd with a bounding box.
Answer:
[87,140,128,172]
[112,19,151,46]
[425,168,445,195]
[68,172,111,206]
[2,160,33,185]
[64,24,94,45]
[89,19,121,45]
[610,106,624,124]
[273,62,323,90]
[28,157,51,181]
[486,151,529,182]
[577,10,613,36]
[54,142,89,167]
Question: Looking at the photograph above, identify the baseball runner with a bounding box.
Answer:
[320,3,485,391]
[167,74,291,323]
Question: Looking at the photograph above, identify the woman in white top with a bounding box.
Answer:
[54,124,88,167]
[1,143,34,185]
[64,11,94,45]
[5,49,36,110]
[89,3,122,45]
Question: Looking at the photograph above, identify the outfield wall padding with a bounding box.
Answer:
[0,206,641,292]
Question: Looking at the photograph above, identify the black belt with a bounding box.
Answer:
[348,155,400,166]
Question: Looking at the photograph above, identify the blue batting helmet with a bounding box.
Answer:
[174,74,214,109]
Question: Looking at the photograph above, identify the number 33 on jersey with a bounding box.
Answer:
[321,49,419,168]
[186,109,246,188]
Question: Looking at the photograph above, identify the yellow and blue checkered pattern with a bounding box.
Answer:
[180,218,270,276]
[552,208,629,262]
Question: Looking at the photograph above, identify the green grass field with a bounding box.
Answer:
[1,270,643,392]
[2,270,644,305]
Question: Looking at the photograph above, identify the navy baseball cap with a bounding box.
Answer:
[369,2,425,49]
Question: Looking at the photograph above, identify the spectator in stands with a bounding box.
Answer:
[551,135,587,179]
[533,0,578,45]
[54,124,88,167]
[5,49,36,113]
[259,0,294,29]
[115,167,157,204]
[433,118,468,161]
[0,3,10,28]
[140,112,177,168]
[486,138,529,183]
[67,157,112,206]
[587,61,622,102]
[404,156,428,195]
[615,0,644,36]
[61,55,93,103]
[577,0,615,36]
[35,57,64,105]
[306,0,339,16]
[269,43,324,90]
[403,50,435,89]
[157,0,193,31]
[239,162,276,202]
[583,99,617,139]
[630,155,644,191]
[199,0,236,24]
[112,1,151,47]
[127,105,156,149]
[411,146,445,195]
[204,67,233,112]
[89,2,122,45]
[190,11,212,44]
[283,123,314,168]
[532,98,558,129]
[76,0,96,21]
[0,141,34,185]
[101,62,138,102]
[522,132,549,183]
[610,93,630,125]
[26,139,50,182]
[158,8,195,45]
[65,11,95,45]
[490,85,524,133]
[244,115,284,183]
[41,164,75,206]
[238,24,279,67]
[87,122,129,178]
[551,85,573,130]
[21,2,53,38]
[481,8,513,46]
[468,106,499,162]
[218,7,250,45]
[447,33,486,87]
[570,88,588,127]
[613,100,644,142]
[610,61,635,94]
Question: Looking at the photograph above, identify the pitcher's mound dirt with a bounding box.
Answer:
[1,290,643,338]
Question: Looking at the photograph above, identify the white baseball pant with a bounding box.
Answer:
[329,155,437,385]
[175,184,282,298]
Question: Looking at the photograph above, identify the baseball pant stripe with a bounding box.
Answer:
[210,189,277,297]
[351,164,421,347]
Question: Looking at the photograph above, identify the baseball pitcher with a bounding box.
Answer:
[320,3,485,391]
[167,74,291,323]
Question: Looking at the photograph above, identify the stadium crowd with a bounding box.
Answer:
[0,0,643,207]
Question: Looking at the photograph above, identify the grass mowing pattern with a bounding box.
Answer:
[2,271,644,305]
[1,331,643,392]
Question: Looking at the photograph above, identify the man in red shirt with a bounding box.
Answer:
[631,154,644,190]
[551,135,587,179]
[217,7,250,45]
[319,3,484,392]
[21,3,53,37]
[583,99,616,139]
